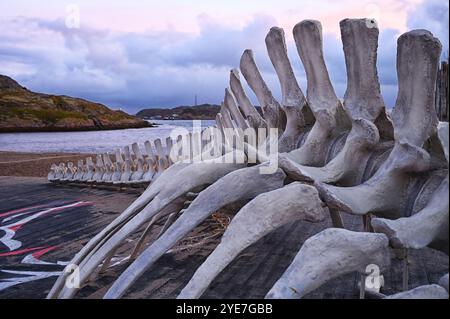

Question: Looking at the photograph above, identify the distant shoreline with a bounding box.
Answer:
[136,103,220,121]
[0,122,154,133]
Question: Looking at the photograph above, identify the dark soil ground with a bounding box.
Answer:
[0,176,447,299]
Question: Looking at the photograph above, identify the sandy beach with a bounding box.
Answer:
[0,151,94,177]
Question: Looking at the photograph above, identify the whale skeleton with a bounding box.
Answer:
[47,18,448,299]
[47,135,187,187]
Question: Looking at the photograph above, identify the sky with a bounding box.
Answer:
[0,0,448,114]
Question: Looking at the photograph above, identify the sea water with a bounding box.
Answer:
[0,120,215,154]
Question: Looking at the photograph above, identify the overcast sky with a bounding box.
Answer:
[0,0,448,114]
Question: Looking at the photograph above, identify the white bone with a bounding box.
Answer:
[224,88,248,130]
[47,164,58,181]
[101,153,114,182]
[104,164,286,298]
[47,161,191,298]
[266,228,390,299]
[240,49,286,131]
[72,160,85,181]
[229,69,266,129]
[384,284,448,299]
[131,142,143,160]
[438,274,449,292]
[178,183,326,298]
[54,154,246,298]
[340,19,385,122]
[390,30,441,147]
[280,119,379,186]
[371,176,448,253]
[286,20,351,166]
[265,26,312,152]
[92,154,105,182]
[81,157,94,181]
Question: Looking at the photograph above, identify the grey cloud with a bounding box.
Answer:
[0,11,442,114]
[407,0,449,57]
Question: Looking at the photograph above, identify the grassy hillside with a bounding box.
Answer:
[0,75,151,132]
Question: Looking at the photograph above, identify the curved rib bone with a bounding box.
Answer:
[382,121,450,250]
[371,176,449,253]
[384,284,449,299]
[178,182,326,299]
[266,228,390,299]
[316,142,430,217]
[48,160,191,298]
[103,164,286,298]
[240,49,286,131]
[54,155,246,298]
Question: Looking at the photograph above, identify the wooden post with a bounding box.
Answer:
[435,61,449,122]
[360,273,366,299]
[329,208,345,228]
[402,248,409,291]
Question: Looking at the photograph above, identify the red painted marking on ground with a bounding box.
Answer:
[0,201,94,254]
[38,201,91,219]
[8,201,93,230]
[35,201,93,222]
[0,204,49,218]
[0,246,44,257]
[0,201,89,219]
[8,224,23,232]
[31,246,58,259]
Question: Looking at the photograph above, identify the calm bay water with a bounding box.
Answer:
[0,120,215,154]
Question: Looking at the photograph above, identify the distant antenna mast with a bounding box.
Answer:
[194,94,197,106]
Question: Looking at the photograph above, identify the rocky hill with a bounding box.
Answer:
[137,104,263,120]
[136,104,221,120]
[0,75,151,132]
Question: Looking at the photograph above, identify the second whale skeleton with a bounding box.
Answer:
[47,18,448,299]
[47,135,196,187]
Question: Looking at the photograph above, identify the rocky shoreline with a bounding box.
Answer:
[0,121,153,133]
[0,74,151,133]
